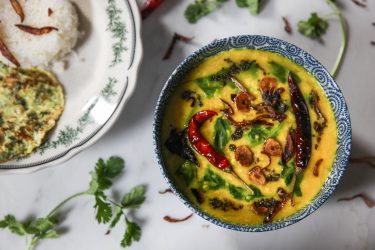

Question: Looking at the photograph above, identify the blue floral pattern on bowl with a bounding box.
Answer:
[153,35,352,232]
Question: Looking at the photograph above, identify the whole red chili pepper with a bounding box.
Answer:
[288,73,312,206]
[188,111,231,172]
[188,110,253,191]
[141,0,164,20]
[287,73,311,170]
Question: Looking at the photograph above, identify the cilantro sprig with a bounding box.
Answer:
[298,12,329,39]
[185,0,261,23]
[298,0,348,77]
[0,156,146,250]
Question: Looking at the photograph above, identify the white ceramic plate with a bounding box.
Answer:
[0,0,143,172]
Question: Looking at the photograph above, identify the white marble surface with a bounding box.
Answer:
[1,0,375,249]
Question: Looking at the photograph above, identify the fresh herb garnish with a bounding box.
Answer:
[177,161,198,186]
[299,1,348,77]
[294,172,304,197]
[0,157,146,250]
[281,160,295,186]
[213,117,231,154]
[235,0,261,15]
[185,0,228,23]
[196,77,224,97]
[269,61,287,83]
[298,12,329,39]
[200,168,226,191]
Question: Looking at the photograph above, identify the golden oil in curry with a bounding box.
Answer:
[161,49,337,225]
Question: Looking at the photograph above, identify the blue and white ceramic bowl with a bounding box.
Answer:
[153,35,352,232]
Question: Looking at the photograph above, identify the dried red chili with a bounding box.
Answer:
[349,156,375,168]
[188,110,253,191]
[282,17,292,34]
[163,214,193,223]
[288,73,311,170]
[163,33,193,60]
[351,0,366,7]
[10,0,25,22]
[141,0,164,20]
[188,111,230,171]
[282,129,296,164]
[0,37,20,67]
[15,24,58,35]
[158,188,173,194]
[338,194,374,208]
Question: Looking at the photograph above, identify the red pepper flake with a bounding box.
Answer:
[163,213,193,223]
[158,188,173,194]
[141,0,164,20]
[349,156,375,168]
[338,193,375,208]
[15,24,59,35]
[313,158,323,177]
[351,0,366,7]
[282,17,292,34]
[0,37,20,67]
[48,8,54,17]
[163,33,193,60]
[10,0,25,22]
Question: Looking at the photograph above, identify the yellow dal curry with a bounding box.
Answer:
[161,49,337,225]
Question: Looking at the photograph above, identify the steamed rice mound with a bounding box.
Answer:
[0,0,79,67]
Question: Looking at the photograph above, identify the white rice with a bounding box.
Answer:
[0,0,79,67]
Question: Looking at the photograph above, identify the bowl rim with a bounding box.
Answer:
[153,35,352,232]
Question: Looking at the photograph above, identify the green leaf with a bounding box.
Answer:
[0,219,8,229]
[294,173,304,197]
[248,62,260,77]
[281,160,295,186]
[184,0,227,24]
[121,218,141,248]
[248,184,263,197]
[269,61,287,83]
[42,230,59,239]
[121,185,146,209]
[200,168,226,191]
[228,184,245,200]
[109,207,123,229]
[235,0,261,15]
[248,126,268,146]
[34,218,54,233]
[196,78,223,98]
[298,12,329,39]
[213,117,231,154]
[177,161,197,186]
[1,215,27,236]
[94,192,113,224]
[89,157,125,193]
[248,122,284,147]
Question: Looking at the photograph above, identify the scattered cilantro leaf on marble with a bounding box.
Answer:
[0,156,146,250]
[185,0,228,23]
[298,12,329,39]
[235,0,261,15]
